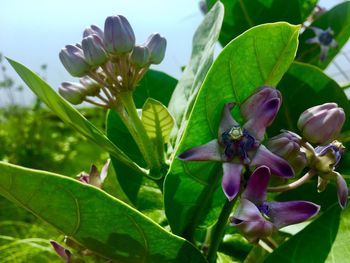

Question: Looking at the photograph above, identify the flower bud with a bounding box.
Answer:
[79,77,101,96]
[59,82,85,105]
[82,35,108,66]
[144,33,166,64]
[267,130,307,174]
[59,45,90,77]
[83,25,104,39]
[130,45,150,67]
[104,15,135,54]
[297,103,345,145]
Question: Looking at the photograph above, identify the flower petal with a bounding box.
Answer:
[241,87,281,140]
[320,45,329,62]
[222,163,243,200]
[218,102,239,136]
[267,201,320,229]
[230,199,275,243]
[177,139,222,161]
[335,172,348,209]
[251,145,294,178]
[242,166,270,204]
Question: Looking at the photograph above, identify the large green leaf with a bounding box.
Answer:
[206,0,317,46]
[326,198,350,262]
[164,23,300,237]
[168,1,224,148]
[296,2,350,68]
[265,203,342,263]
[7,58,142,174]
[0,161,206,263]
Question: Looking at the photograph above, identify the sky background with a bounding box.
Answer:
[0,0,347,105]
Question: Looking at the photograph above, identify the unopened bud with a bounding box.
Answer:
[144,33,166,64]
[59,45,90,77]
[59,82,85,105]
[83,25,104,39]
[267,130,307,174]
[82,35,108,66]
[130,45,150,67]
[298,103,345,145]
[104,15,135,54]
[79,77,101,96]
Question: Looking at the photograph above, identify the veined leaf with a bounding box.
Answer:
[0,161,206,263]
[7,58,143,174]
[142,98,174,143]
[168,1,224,149]
[164,22,300,237]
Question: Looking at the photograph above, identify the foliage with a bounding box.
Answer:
[1,1,350,262]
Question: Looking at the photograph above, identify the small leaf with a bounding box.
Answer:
[142,98,174,143]
[0,161,206,263]
[7,58,142,174]
[265,203,341,263]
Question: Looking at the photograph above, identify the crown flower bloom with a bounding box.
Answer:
[306,27,338,62]
[298,103,345,145]
[178,87,294,201]
[230,166,320,243]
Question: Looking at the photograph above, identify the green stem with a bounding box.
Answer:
[207,197,238,263]
[267,170,316,192]
[117,91,161,175]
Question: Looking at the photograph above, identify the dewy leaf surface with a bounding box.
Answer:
[206,0,317,46]
[0,162,206,263]
[297,1,350,68]
[168,1,224,148]
[7,58,141,174]
[164,22,300,236]
[265,203,342,263]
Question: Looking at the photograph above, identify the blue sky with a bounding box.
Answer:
[0,0,344,105]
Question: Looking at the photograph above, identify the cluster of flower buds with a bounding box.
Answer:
[59,15,166,107]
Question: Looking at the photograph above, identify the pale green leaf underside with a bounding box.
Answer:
[0,161,206,263]
[142,98,174,143]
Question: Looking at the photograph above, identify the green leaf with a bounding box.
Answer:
[206,0,317,46]
[134,69,177,108]
[0,161,206,263]
[142,98,174,143]
[168,1,224,147]
[296,2,350,68]
[265,203,342,263]
[7,58,142,174]
[326,198,350,262]
[164,22,300,237]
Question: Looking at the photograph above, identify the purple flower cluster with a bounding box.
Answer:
[178,86,348,243]
[58,15,166,106]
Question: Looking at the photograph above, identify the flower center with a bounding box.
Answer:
[318,31,333,46]
[221,125,257,163]
[257,203,270,220]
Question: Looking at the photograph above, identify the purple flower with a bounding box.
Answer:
[230,166,320,243]
[306,27,338,62]
[78,159,110,188]
[314,141,348,208]
[178,87,294,201]
[50,240,72,262]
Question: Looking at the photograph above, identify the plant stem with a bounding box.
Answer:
[267,170,316,192]
[117,91,162,176]
[207,197,238,263]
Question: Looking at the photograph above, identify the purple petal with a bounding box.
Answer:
[177,139,222,161]
[222,163,243,200]
[242,166,270,204]
[218,102,239,136]
[100,159,111,183]
[320,45,329,62]
[335,172,348,209]
[330,39,339,49]
[230,199,275,243]
[267,201,320,229]
[309,26,324,35]
[251,145,294,178]
[50,240,71,262]
[306,36,319,44]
